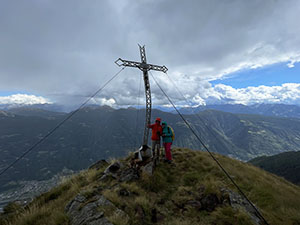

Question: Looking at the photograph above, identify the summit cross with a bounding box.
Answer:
[115,45,168,146]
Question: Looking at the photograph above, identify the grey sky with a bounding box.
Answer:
[1,0,300,106]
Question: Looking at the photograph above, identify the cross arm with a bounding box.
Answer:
[147,64,168,73]
[115,58,168,73]
[115,58,141,69]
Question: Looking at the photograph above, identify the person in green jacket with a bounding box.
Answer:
[161,121,173,163]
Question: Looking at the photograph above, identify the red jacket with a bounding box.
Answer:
[148,123,162,141]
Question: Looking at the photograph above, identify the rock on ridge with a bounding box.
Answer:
[65,192,130,225]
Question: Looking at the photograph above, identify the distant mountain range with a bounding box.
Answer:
[249,151,300,185]
[0,103,71,113]
[177,103,300,118]
[0,105,300,193]
[2,103,300,118]
[7,107,66,118]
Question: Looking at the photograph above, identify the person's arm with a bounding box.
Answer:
[148,123,154,128]
[158,127,163,136]
[157,127,162,136]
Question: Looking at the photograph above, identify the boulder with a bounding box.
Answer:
[142,161,154,175]
[100,161,124,180]
[119,168,139,182]
[135,205,145,222]
[186,200,202,210]
[185,194,220,212]
[199,193,220,212]
[119,188,130,197]
[89,160,109,170]
[104,161,123,174]
[65,194,128,225]
[221,188,263,225]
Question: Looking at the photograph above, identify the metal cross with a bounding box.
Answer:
[115,45,168,146]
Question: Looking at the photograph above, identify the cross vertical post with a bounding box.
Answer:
[139,46,152,146]
[115,45,168,147]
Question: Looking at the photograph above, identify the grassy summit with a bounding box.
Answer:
[1,148,300,225]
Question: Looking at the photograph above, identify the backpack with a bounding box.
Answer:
[168,126,175,141]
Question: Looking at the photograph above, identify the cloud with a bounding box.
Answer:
[202,83,300,105]
[0,0,300,106]
[1,83,299,108]
[90,97,116,107]
[0,94,51,105]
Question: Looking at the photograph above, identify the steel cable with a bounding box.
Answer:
[0,67,125,177]
[150,71,269,225]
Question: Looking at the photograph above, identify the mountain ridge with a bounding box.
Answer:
[1,148,300,225]
[1,106,300,194]
[2,103,300,118]
[177,103,300,119]
[249,151,300,185]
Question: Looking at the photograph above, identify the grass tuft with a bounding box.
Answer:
[2,148,300,225]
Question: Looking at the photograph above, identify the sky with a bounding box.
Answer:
[0,0,300,108]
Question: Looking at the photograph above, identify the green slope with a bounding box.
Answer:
[249,151,300,185]
[1,107,300,193]
[1,148,300,225]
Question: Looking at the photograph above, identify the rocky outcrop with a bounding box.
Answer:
[185,193,221,212]
[179,186,264,225]
[65,194,113,225]
[141,161,154,176]
[118,168,140,182]
[223,188,263,225]
[66,161,140,225]
[104,162,123,174]
[181,185,222,212]
[65,193,129,225]
[89,160,109,170]
[100,161,141,182]
[67,160,265,225]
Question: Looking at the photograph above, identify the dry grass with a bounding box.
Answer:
[0,168,105,225]
[2,148,300,225]
[213,153,300,224]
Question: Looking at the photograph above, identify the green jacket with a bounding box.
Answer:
[162,122,173,143]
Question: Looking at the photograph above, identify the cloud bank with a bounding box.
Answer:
[0,0,300,106]
[1,82,299,108]
[155,79,300,106]
[207,83,300,105]
[0,94,51,106]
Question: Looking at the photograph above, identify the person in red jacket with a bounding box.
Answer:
[148,117,163,159]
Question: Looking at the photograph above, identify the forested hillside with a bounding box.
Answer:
[249,151,300,185]
[1,106,300,193]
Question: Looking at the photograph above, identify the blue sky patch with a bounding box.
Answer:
[211,62,300,88]
[0,91,31,97]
